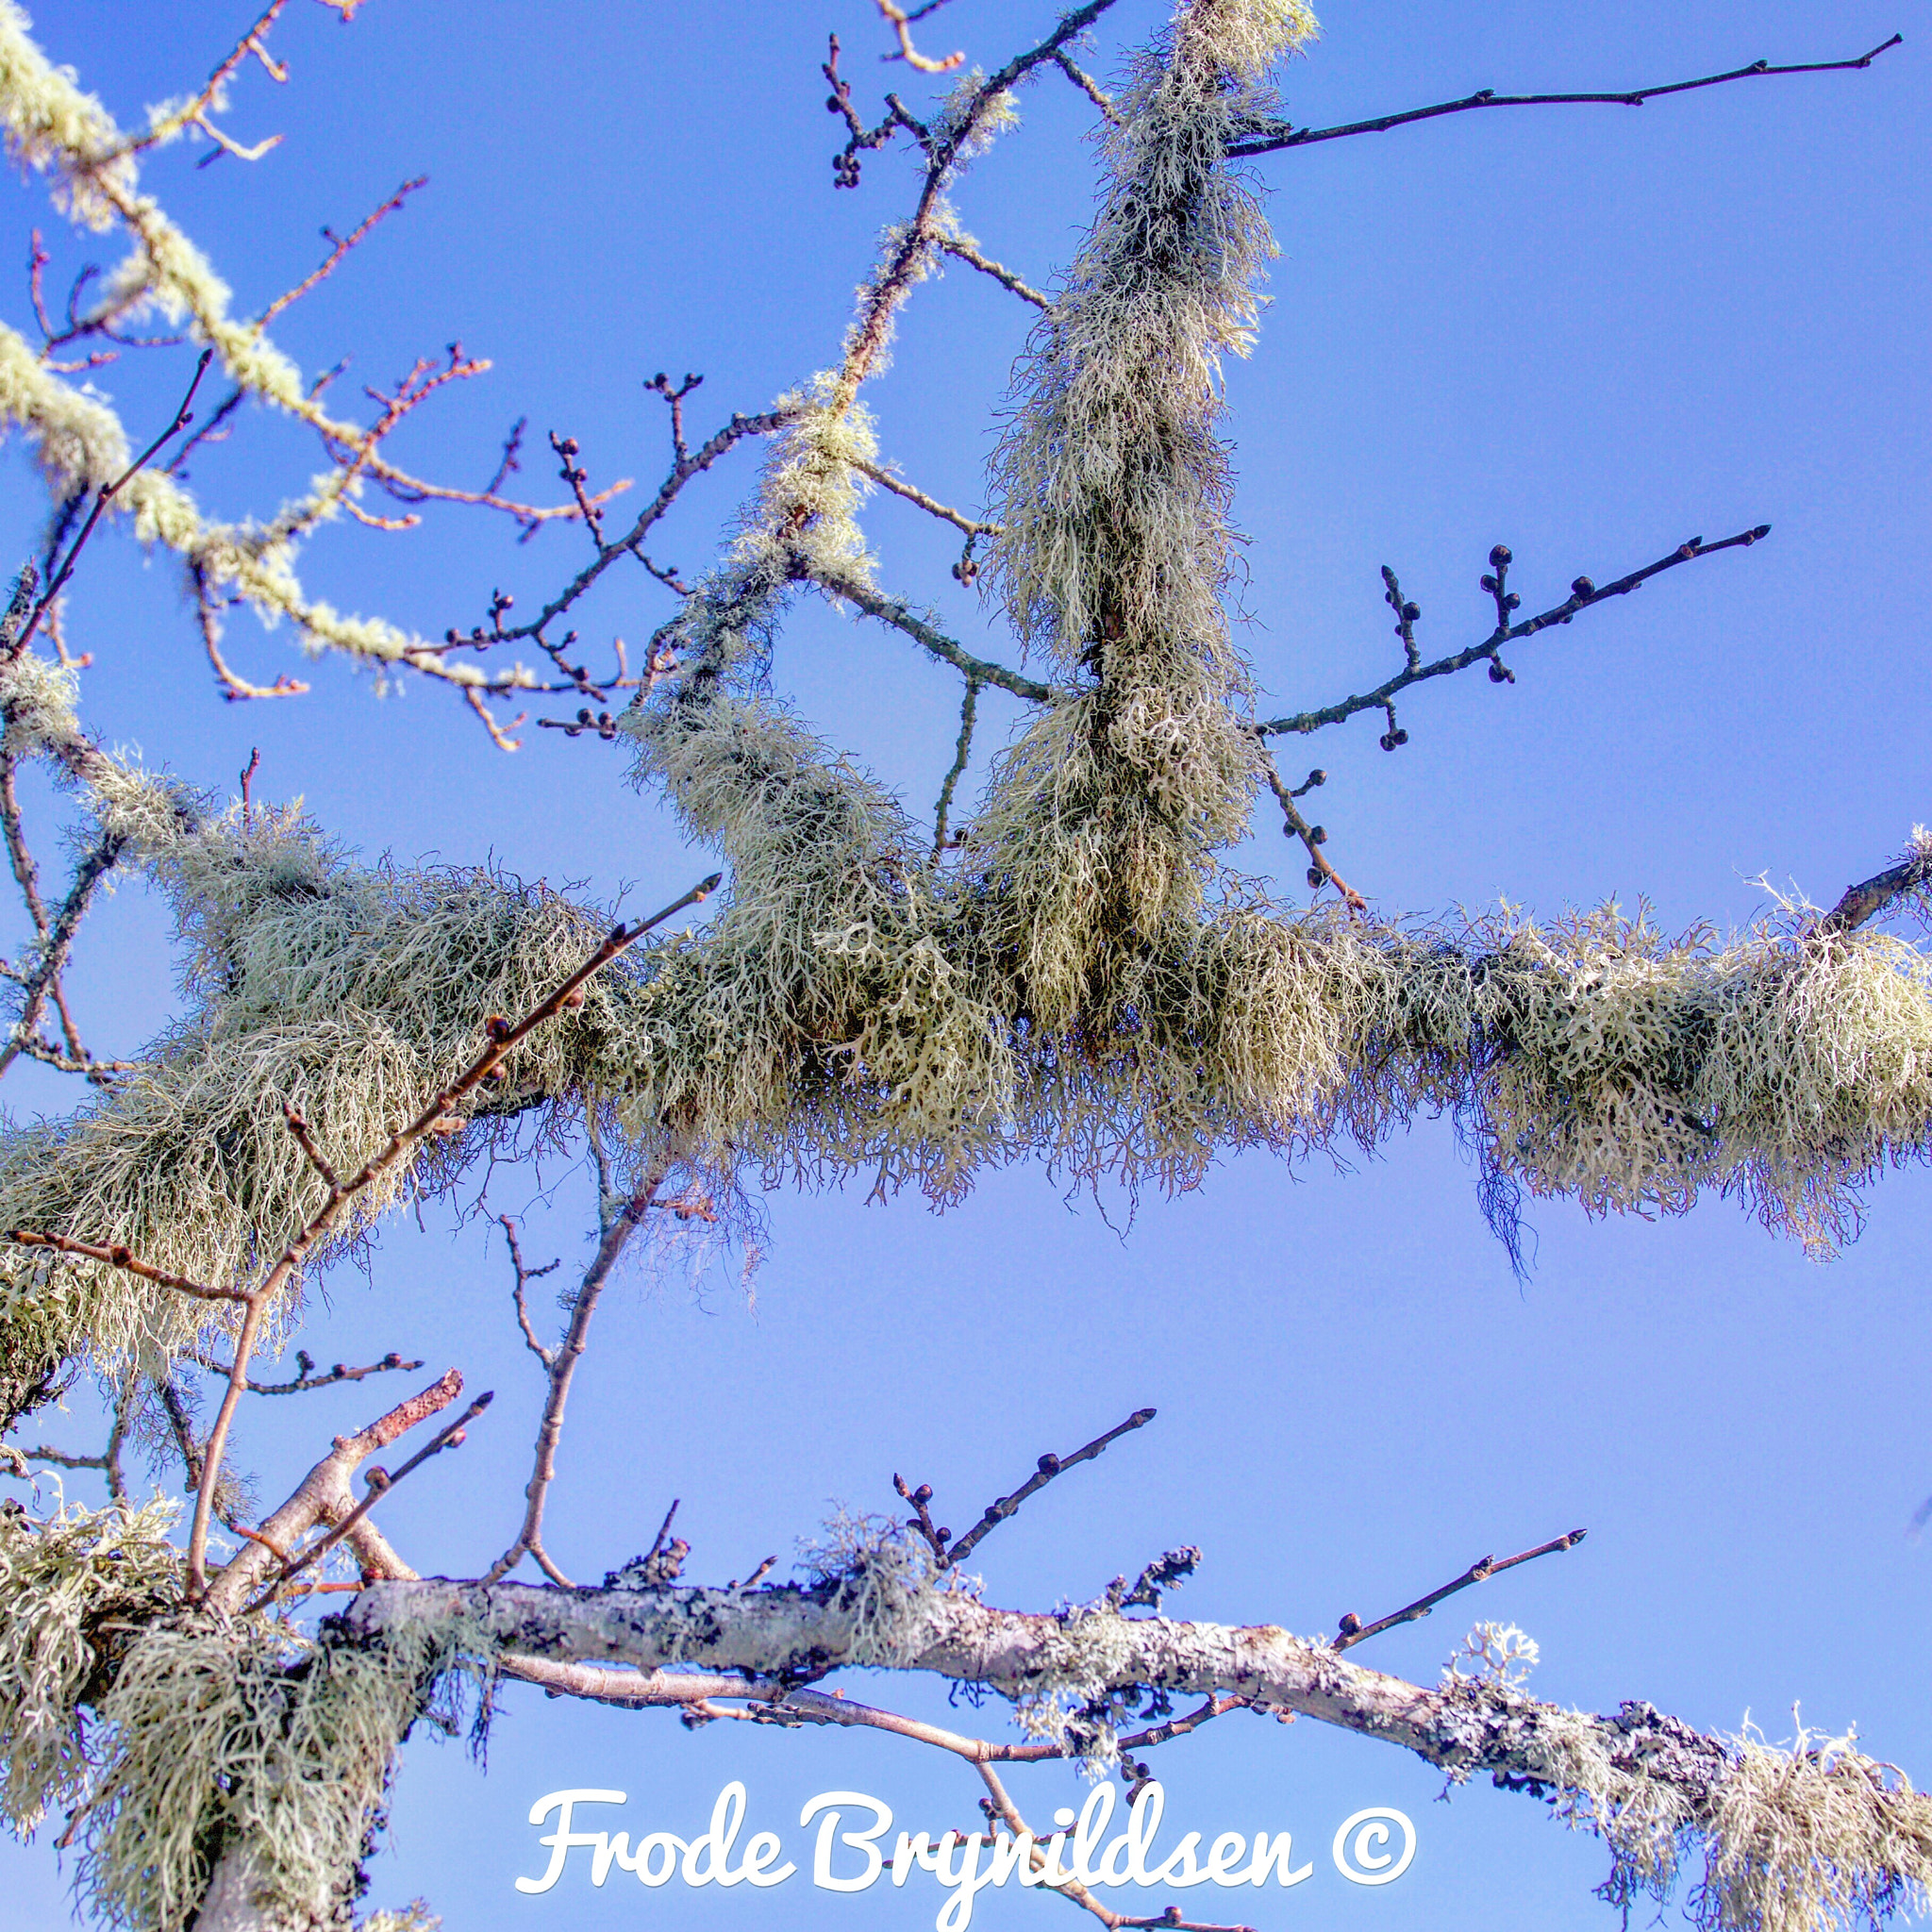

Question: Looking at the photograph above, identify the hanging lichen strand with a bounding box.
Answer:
[978,0,1315,1012]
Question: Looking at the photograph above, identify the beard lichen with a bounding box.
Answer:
[0,1493,182,1836]
[77,1607,491,1932]
[1495,1697,1932,1932]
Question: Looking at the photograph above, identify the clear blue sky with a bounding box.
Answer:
[1,2,1927,1927]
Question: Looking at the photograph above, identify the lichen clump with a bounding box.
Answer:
[79,1612,486,1932]
[1521,1703,1932,1932]
[0,1495,181,1834]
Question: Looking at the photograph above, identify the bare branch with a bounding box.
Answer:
[10,349,214,658]
[1227,36,1904,158]
[257,175,426,329]
[850,457,1001,539]
[1255,525,1772,740]
[181,1346,425,1395]
[243,1387,493,1611]
[873,0,964,75]
[1331,1527,1588,1652]
[900,1407,1158,1570]
[205,1366,468,1613]
[0,1228,241,1303]
[1817,837,1932,936]
[807,563,1057,704]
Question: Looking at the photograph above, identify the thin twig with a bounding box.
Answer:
[11,350,213,658]
[1227,36,1904,158]
[1255,525,1773,739]
[1331,1527,1588,1651]
[901,1407,1157,1571]
[501,1215,558,1369]
[937,235,1052,308]
[181,1346,425,1394]
[807,563,1056,704]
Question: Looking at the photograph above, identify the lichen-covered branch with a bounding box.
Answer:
[346,1564,1932,1932]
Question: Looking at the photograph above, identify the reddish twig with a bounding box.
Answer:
[10,349,213,658]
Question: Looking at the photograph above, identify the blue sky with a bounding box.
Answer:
[1,2,1927,1927]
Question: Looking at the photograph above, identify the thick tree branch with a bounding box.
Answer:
[204,1366,466,1614]
[1817,837,1932,936]
[346,1572,1741,1812]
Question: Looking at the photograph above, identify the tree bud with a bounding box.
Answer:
[1490,543,1512,568]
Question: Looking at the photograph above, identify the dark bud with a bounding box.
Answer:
[382,1351,401,1367]
[1379,728,1408,751]
[1571,575,1594,600]
[1307,866,1324,890]
[1038,1452,1061,1474]
[936,1527,951,1545]
[1338,1611,1362,1637]
[366,1466,391,1492]
[332,1363,347,1377]
[444,627,461,643]
[1480,574,1497,593]
[484,1014,514,1042]
[912,1483,933,1505]
[558,437,579,457]
[109,1244,131,1267]
[1308,825,1326,845]
[1400,601,1421,624]
[1488,660,1515,684]
[1307,769,1325,787]
[1489,543,1512,568]
[1505,591,1521,609]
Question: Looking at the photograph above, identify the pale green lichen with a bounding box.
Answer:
[79,1610,491,1932]
[1514,1704,1932,1932]
[0,1494,182,1834]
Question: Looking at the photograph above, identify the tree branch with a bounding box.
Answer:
[1255,526,1771,740]
[1331,1528,1587,1651]
[345,1572,1748,1821]
[1227,36,1903,158]
[807,562,1057,704]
